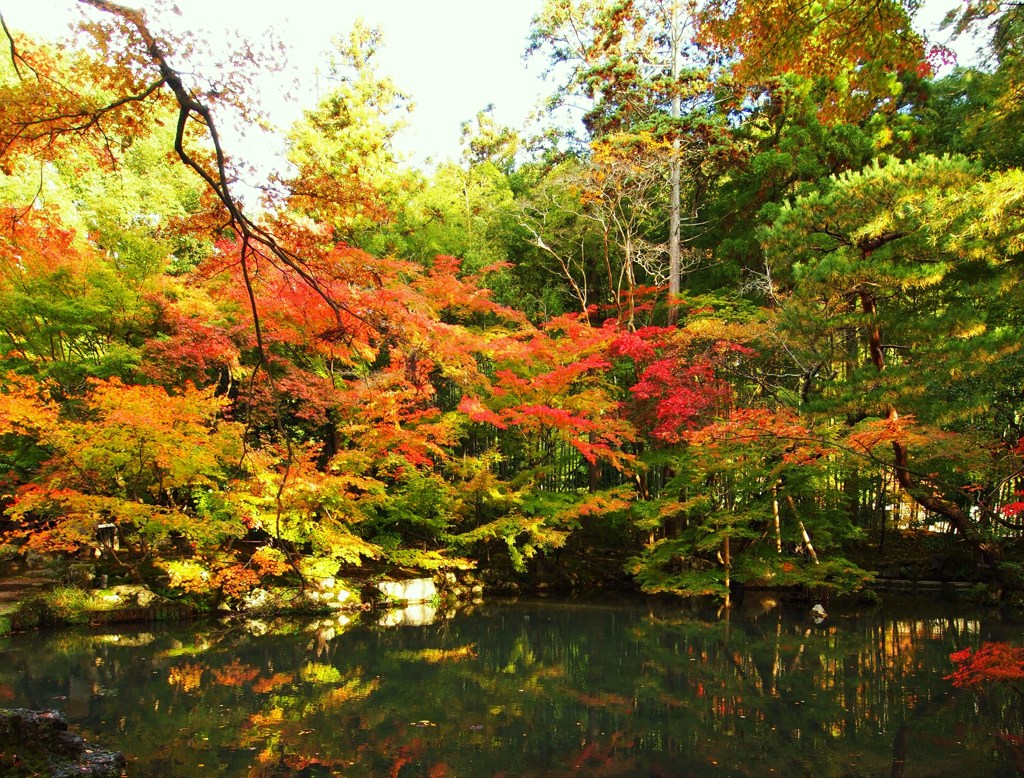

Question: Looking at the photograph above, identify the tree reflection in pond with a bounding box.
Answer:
[0,596,1021,776]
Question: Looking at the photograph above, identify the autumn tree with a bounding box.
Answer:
[0,374,243,576]
[696,0,927,122]
[529,0,739,320]
[453,310,638,573]
[2,0,1021,605]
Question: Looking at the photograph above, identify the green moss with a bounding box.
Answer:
[43,586,98,624]
[13,586,121,628]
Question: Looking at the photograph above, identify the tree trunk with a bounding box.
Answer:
[891,433,1001,571]
[772,484,782,554]
[723,533,731,609]
[786,495,819,564]
[666,1,682,327]
[858,283,1003,580]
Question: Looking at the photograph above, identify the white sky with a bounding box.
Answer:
[1,0,976,176]
[1,0,549,171]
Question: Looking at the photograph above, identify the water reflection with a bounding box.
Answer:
[1,595,1021,777]
[378,602,440,627]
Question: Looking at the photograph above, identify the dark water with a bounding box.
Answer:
[1,595,1022,777]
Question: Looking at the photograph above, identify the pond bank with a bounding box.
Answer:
[0,571,486,634]
[0,545,1016,636]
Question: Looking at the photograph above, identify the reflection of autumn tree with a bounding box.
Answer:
[167,662,205,694]
[213,659,260,687]
[0,603,1021,776]
[625,606,1010,774]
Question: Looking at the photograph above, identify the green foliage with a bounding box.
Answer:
[0,0,1021,608]
[283,20,414,248]
[15,585,121,626]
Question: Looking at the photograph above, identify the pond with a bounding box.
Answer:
[0,594,1021,777]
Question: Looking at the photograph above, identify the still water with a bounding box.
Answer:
[1,595,1022,777]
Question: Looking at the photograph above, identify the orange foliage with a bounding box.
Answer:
[698,0,925,121]
[0,25,174,168]
[2,375,242,552]
[212,565,261,599]
[459,312,636,470]
[168,663,205,693]
[250,546,290,578]
[212,659,261,688]
[251,672,295,694]
[687,407,827,464]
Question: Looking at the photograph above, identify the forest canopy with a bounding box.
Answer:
[0,0,1022,606]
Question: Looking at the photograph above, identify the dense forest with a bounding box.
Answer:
[0,0,1022,608]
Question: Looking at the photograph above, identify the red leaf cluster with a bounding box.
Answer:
[947,642,1024,692]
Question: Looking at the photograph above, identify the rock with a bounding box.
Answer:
[241,587,272,611]
[101,584,162,608]
[0,708,126,777]
[376,578,437,605]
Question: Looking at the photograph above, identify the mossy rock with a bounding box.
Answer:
[0,708,125,777]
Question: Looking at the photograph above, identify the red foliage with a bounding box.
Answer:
[456,311,636,469]
[947,642,1024,692]
[1003,492,1024,518]
[142,308,240,388]
[630,356,731,443]
[458,395,508,429]
[609,326,672,362]
[927,43,957,72]
[609,320,760,445]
